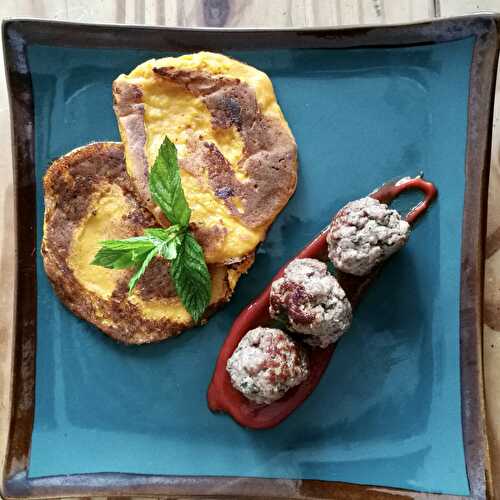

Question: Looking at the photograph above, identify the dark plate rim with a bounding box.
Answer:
[1,14,499,500]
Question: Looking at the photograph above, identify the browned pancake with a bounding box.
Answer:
[41,142,241,344]
[112,51,297,266]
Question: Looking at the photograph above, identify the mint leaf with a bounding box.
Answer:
[145,225,184,260]
[143,227,177,240]
[91,237,156,269]
[158,238,180,260]
[170,232,211,323]
[155,235,181,261]
[128,248,158,293]
[149,136,191,227]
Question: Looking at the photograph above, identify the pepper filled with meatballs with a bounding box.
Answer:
[208,176,437,429]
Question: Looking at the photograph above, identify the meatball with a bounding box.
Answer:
[327,196,410,276]
[269,258,352,348]
[226,327,309,405]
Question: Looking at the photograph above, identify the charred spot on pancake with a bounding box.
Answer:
[215,186,234,199]
[152,66,231,96]
[215,94,242,128]
[204,84,257,130]
[136,257,177,300]
[184,140,243,217]
[121,201,157,230]
[190,222,228,258]
[112,80,144,111]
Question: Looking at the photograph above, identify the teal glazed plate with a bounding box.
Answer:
[2,16,499,499]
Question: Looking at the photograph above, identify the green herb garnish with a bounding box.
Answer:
[92,136,211,323]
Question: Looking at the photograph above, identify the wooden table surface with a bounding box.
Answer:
[0,1,499,499]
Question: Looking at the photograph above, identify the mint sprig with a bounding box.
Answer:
[92,136,211,323]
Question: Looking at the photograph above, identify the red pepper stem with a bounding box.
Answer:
[371,176,438,224]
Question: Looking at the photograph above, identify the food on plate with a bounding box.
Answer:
[112,51,297,267]
[208,176,438,428]
[227,327,309,405]
[42,50,297,342]
[269,258,352,348]
[41,142,237,344]
[327,196,410,276]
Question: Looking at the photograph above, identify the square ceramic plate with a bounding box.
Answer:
[2,15,499,499]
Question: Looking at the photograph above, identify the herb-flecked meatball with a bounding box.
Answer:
[226,327,309,405]
[269,258,352,348]
[327,196,410,276]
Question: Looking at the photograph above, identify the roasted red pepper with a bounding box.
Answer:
[208,176,437,429]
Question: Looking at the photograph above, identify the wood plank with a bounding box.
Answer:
[0,4,16,495]
[177,0,295,28]
[336,0,360,25]
[359,0,385,24]
[65,0,118,23]
[439,0,500,16]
